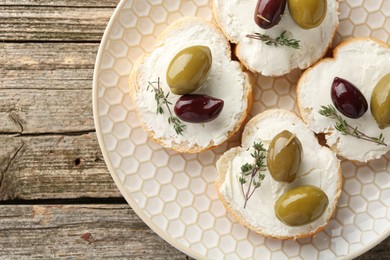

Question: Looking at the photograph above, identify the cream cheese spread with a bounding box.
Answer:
[219,111,340,237]
[213,0,339,76]
[134,19,249,149]
[298,39,390,162]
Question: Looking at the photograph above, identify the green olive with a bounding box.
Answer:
[288,0,327,29]
[274,185,329,226]
[371,73,390,129]
[166,45,212,95]
[267,130,302,183]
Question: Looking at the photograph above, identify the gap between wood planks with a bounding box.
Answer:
[0,197,126,205]
[0,5,116,8]
[0,130,96,136]
[0,40,102,43]
[1,0,119,8]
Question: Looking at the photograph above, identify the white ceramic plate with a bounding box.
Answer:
[93,0,390,259]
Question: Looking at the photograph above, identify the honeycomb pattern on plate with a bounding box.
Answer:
[94,0,390,259]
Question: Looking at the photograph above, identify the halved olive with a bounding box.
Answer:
[371,73,390,129]
[274,185,329,226]
[267,130,302,183]
[288,0,327,29]
[166,45,212,95]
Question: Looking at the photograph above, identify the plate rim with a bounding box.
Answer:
[91,0,390,259]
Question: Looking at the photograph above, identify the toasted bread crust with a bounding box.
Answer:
[215,109,342,239]
[129,17,253,153]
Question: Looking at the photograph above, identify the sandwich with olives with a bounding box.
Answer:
[215,109,342,239]
[212,0,339,76]
[297,38,390,162]
[129,17,253,153]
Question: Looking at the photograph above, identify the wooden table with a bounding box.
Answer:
[0,0,389,258]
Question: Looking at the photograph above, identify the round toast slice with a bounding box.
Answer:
[297,37,390,162]
[216,109,342,239]
[129,17,253,153]
[212,0,339,76]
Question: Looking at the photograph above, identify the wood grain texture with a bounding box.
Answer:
[2,0,119,7]
[0,41,116,199]
[0,5,114,42]
[0,89,94,133]
[0,133,120,200]
[0,204,186,259]
[0,43,97,90]
[0,43,98,133]
[1,43,97,72]
[1,67,93,90]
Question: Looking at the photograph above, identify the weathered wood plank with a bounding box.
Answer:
[2,0,119,7]
[1,43,97,71]
[0,89,94,133]
[0,6,114,41]
[0,204,186,259]
[0,43,98,133]
[1,68,94,90]
[0,133,120,200]
[1,43,98,90]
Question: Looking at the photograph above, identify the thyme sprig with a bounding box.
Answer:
[239,142,267,209]
[246,31,300,49]
[318,105,386,146]
[147,78,186,135]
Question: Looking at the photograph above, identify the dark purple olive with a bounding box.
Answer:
[254,0,287,29]
[174,94,224,123]
[331,77,368,119]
